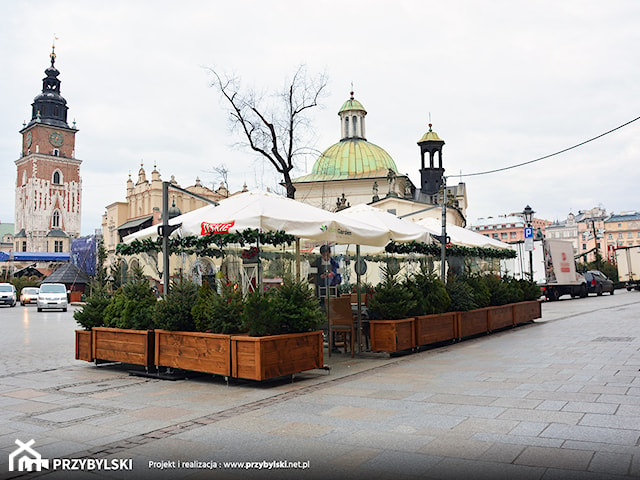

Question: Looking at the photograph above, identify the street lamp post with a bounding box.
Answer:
[523,205,534,281]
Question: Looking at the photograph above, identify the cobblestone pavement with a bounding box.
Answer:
[0,291,639,479]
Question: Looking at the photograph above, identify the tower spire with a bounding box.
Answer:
[25,43,69,129]
[50,34,58,66]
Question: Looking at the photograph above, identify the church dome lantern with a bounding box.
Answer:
[418,123,445,195]
[338,91,367,140]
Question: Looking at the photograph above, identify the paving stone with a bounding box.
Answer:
[514,445,594,470]
[562,401,620,415]
[588,451,633,476]
[535,400,568,411]
[540,423,640,446]
[579,413,640,430]
[417,433,493,459]
[508,421,549,437]
[33,406,105,423]
[498,408,583,425]
[425,456,546,480]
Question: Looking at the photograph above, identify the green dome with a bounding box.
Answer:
[338,97,366,114]
[293,139,398,182]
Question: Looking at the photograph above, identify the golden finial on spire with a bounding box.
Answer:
[50,34,59,65]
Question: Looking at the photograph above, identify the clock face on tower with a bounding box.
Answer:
[49,131,64,147]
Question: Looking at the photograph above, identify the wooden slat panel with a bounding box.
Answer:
[370,318,415,352]
[75,330,93,362]
[458,308,489,338]
[370,322,396,352]
[415,313,457,345]
[487,305,514,331]
[155,330,231,376]
[92,328,153,367]
[231,332,323,381]
[513,300,541,323]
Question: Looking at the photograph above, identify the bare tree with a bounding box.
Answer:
[205,163,229,196]
[207,65,328,199]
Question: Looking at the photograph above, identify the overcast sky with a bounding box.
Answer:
[2,1,639,236]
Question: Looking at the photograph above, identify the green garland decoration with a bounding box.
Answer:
[385,241,516,260]
[116,229,296,257]
[117,232,514,261]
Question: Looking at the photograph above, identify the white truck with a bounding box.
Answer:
[615,245,640,291]
[539,239,587,301]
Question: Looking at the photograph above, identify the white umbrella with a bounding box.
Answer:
[416,217,511,249]
[124,190,390,247]
[337,203,432,244]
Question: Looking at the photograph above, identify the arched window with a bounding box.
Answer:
[352,116,358,137]
[344,117,349,137]
[22,171,27,186]
[53,149,60,157]
[52,210,61,228]
[52,170,61,184]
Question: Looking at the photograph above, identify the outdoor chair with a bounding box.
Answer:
[328,295,355,357]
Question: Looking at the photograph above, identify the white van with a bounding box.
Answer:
[0,283,17,307]
[37,283,68,312]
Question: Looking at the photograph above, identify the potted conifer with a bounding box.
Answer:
[91,267,156,368]
[231,278,325,381]
[153,279,233,377]
[406,269,456,346]
[368,267,417,353]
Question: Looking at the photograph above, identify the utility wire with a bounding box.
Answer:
[459,115,640,178]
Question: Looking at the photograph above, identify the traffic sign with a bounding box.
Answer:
[524,227,533,239]
[525,237,534,252]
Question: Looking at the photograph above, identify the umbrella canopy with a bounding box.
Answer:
[337,203,432,244]
[124,190,391,247]
[416,217,511,249]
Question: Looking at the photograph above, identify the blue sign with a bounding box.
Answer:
[524,227,533,239]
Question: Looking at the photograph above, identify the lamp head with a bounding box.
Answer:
[523,205,534,224]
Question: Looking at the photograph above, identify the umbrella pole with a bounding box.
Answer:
[326,242,332,358]
[295,238,300,282]
[356,244,362,353]
[440,177,447,282]
[257,231,262,293]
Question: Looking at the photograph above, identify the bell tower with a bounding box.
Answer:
[418,123,445,196]
[15,44,82,253]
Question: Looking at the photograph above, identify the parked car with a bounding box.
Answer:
[584,270,614,296]
[20,287,40,305]
[0,283,17,307]
[37,283,68,312]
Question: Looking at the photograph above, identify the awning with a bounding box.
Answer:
[117,215,154,231]
[0,252,71,262]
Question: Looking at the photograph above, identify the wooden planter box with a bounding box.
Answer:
[69,291,83,303]
[75,330,93,362]
[457,308,489,339]
[487,304,515,331]
[92,327,155,367]
[414,313,457,346]
[231,331,324,381]
[155,330,231,377]
[513,300,542,324]
[369,318,416,353]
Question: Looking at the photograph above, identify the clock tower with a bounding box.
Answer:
[15,45,82,253]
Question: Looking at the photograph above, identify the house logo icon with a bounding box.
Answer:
[8,439,49,472]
